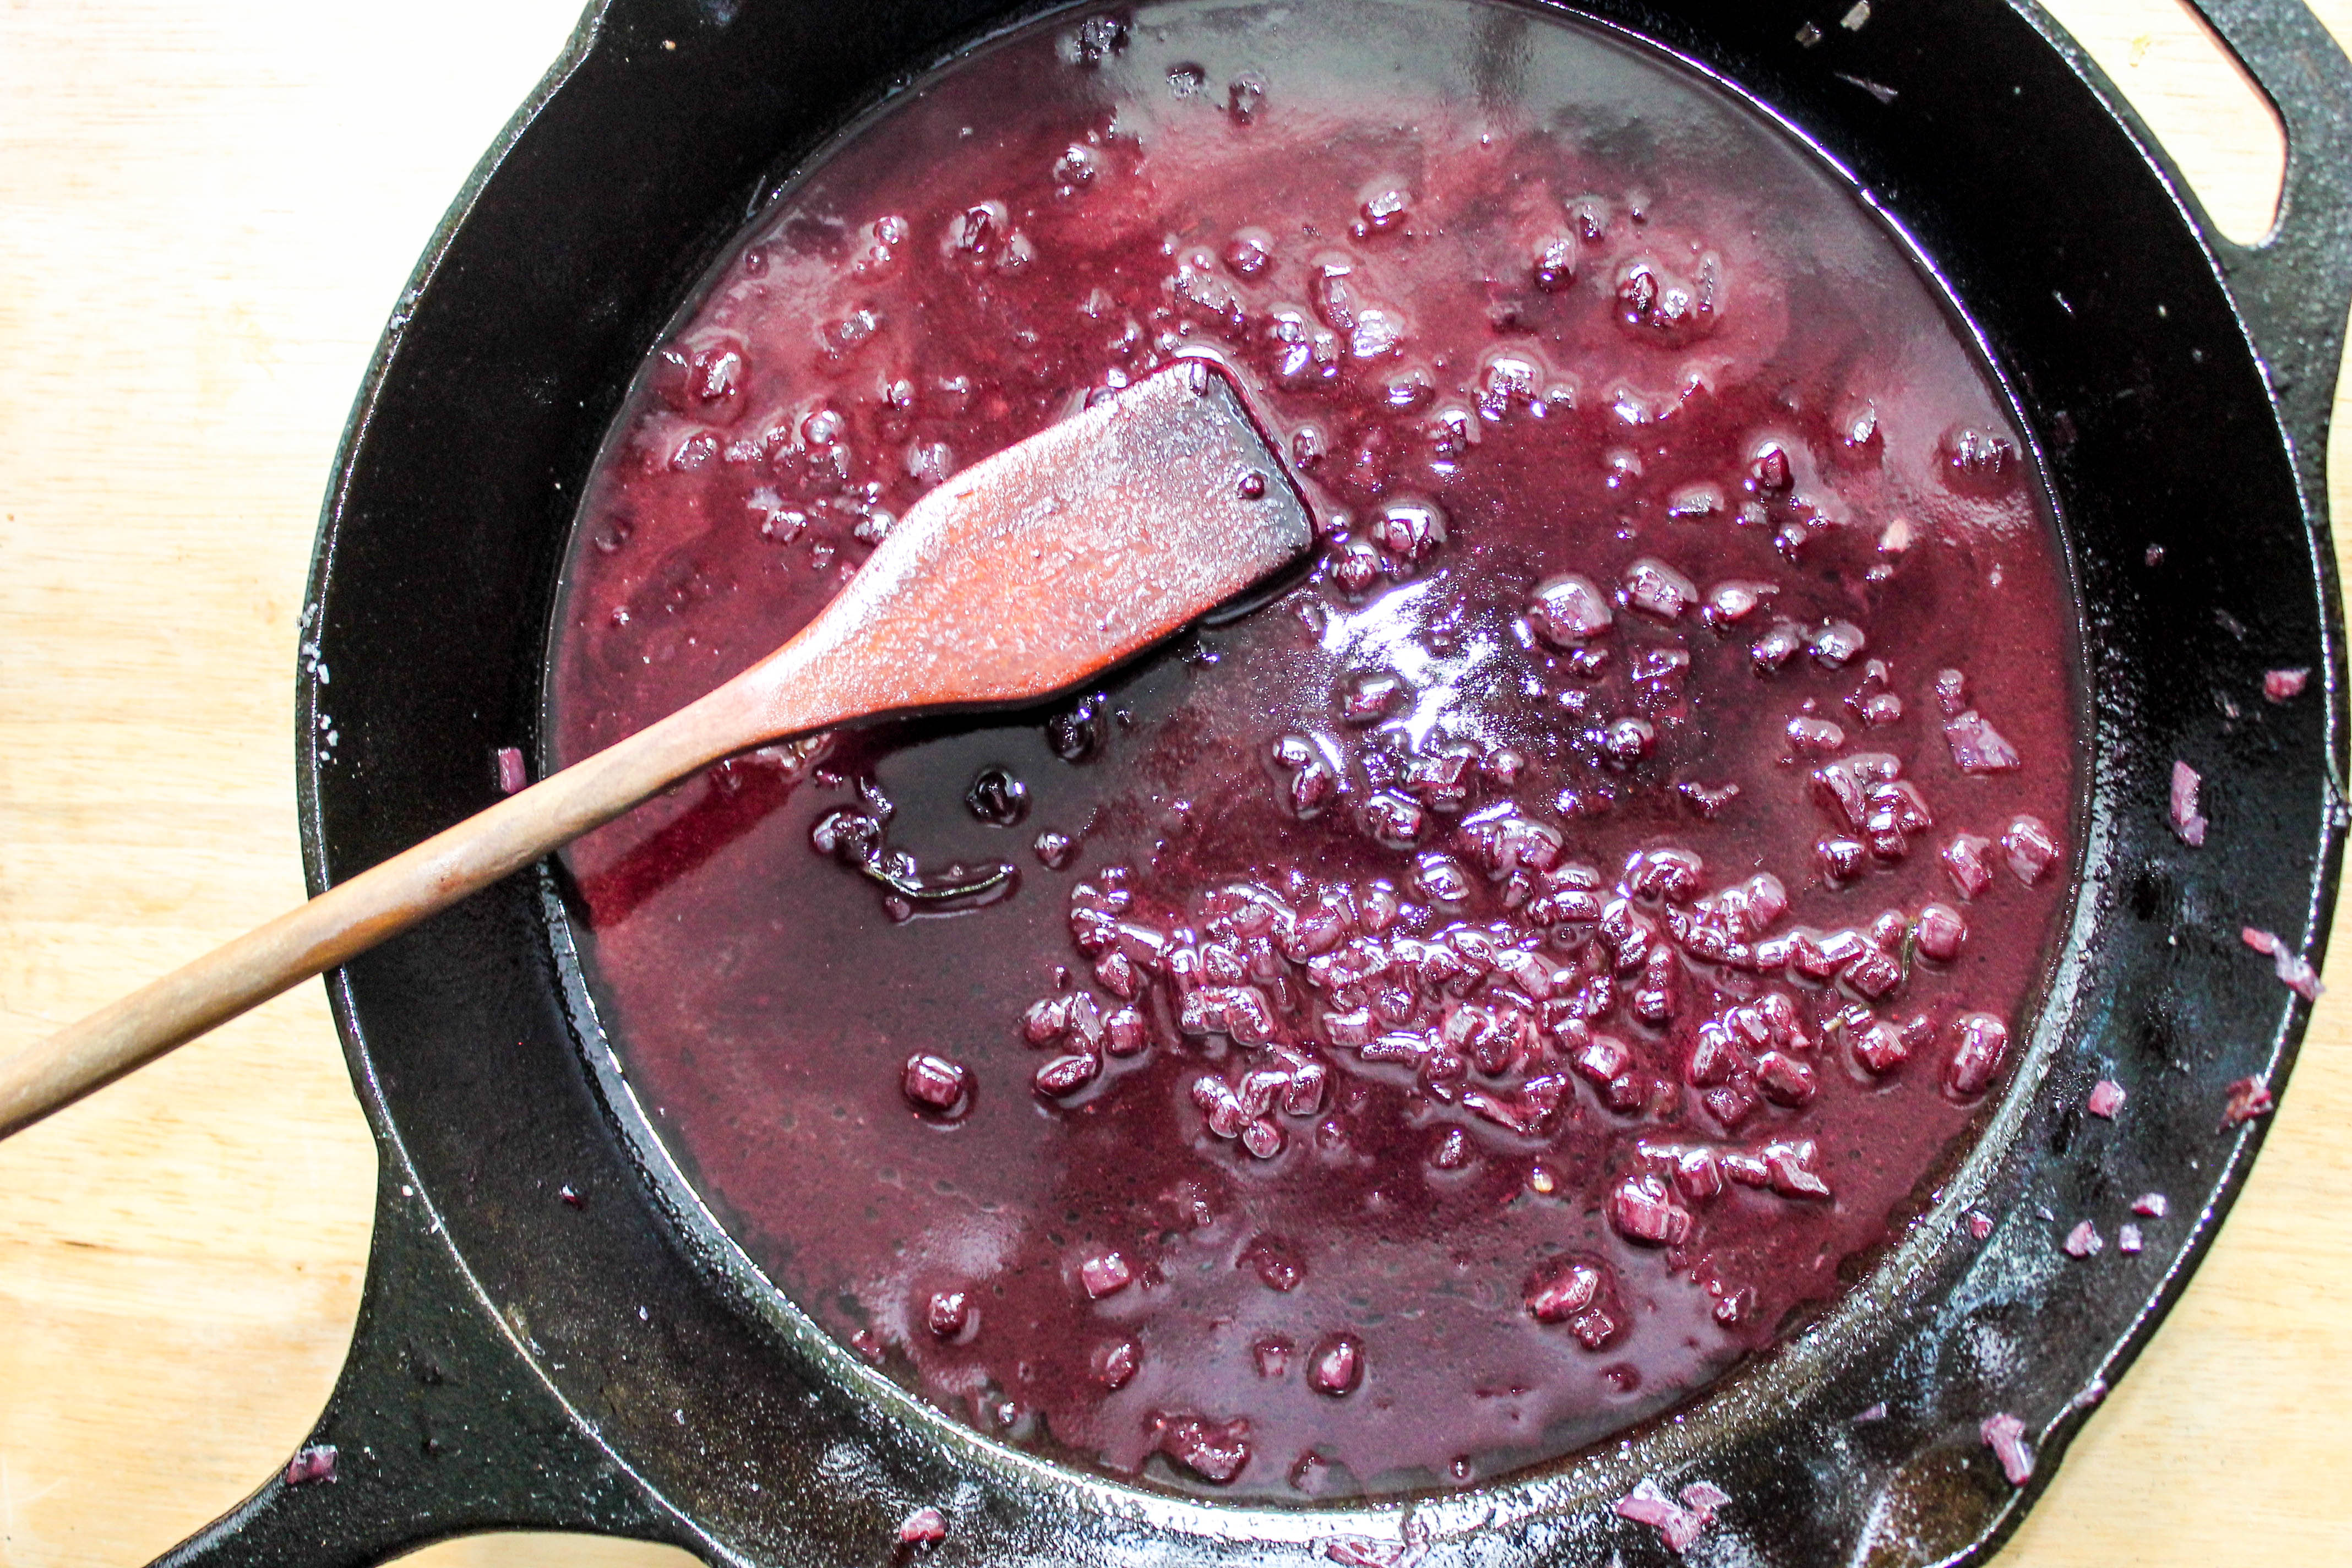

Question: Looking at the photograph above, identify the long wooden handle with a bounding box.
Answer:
[0,675,776,1141]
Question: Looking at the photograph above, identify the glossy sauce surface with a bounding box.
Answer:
[548,0,2079,1498]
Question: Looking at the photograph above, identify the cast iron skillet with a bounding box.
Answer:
[153,0,2350,1563]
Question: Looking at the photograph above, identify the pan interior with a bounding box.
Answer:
[537,0,2086,1504]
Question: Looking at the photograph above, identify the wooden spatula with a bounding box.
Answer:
[0,360,1311,1141]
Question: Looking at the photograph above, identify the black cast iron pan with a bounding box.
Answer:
[151,0,2352,1562]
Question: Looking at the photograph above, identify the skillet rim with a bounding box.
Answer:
[203,1,2352,1564]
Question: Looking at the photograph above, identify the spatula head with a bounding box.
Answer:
[741,359,1315,727]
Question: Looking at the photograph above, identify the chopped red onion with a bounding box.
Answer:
[2132,1192,2169,1218]
[1914,902,1968,962]
[1680,1480,1731,1520]
[1148,1411,1253,1482]
[1945,1012,2010,1097]
[1763,1139,1832,1198]
[1701,579,1772,625]
[1622,557,1698,620]
[1676,778,1741,818]
[1610,1174,1694,1244]
[2169,760,2207,847]
[1615,1478,1715,1553]
[1932,667,1967,718]
[284,1444,339,1487]
[495,745,528,795]
[2118,1223,2143,1254]
[2240,925,2323,999]
[1968,1210,1994,1240]
[2086,1079,2125,1119]
[2062,1219,2102,1257]
[2223,1076,2276,1125]
[2000,815,2059,884]
[898,1506,948,1545]
[1528,573,1615,644]
[902,1053,972,1114]
[1943,710,2021,773]
[1980,1412,2034,1485]
[1853,1401,1888,1424]
[1079,1250,1133,1298]
[1936,834,1994,902]
[2070,1378,2108,1411]
[2263,667,2309,703]
[1322,1538,1419,1568]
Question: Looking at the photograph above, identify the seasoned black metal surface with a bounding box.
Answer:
[154,1,2351,1564]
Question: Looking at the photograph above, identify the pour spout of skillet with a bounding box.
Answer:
[0,359,1312,1142]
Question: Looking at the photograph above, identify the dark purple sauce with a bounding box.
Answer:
[548,0,2080,1499]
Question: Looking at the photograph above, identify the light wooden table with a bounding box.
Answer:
[1,2,2344,1564]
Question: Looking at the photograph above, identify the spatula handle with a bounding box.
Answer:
[0,680,768,1142]
[0,363,1308,1143]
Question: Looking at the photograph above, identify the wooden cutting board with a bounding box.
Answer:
[0,2,2343,1564]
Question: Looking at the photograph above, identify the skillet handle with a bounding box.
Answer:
[2182,0,2352,477]
[147,1174,702,1568]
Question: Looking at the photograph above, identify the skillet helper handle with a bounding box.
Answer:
[0,678,767,1142]
[2185,0,2352,472]
[149,1178,699,1568]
